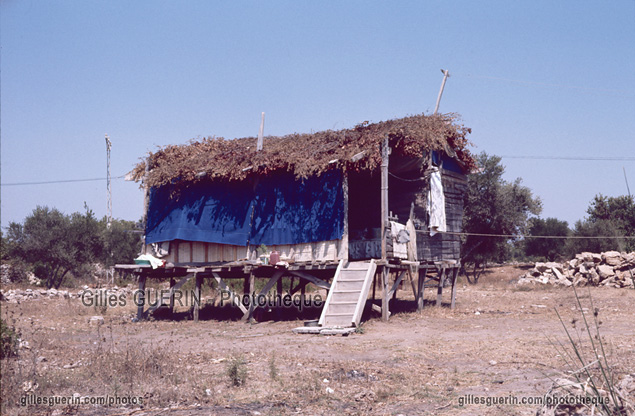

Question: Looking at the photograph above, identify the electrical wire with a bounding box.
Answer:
[440,231,635,239]
[501,155,635,161]
[1,175,126,187]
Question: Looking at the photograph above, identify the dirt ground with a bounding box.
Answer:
[1,265,634,416]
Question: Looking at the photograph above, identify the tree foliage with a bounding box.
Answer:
[524,217,570,261]
[3,206,141,288]
[462,153,542,282]
[567,194,635,254]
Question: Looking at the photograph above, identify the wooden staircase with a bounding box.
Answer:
[318,260,377,328]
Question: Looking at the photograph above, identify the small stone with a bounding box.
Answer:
[89,316,104,326]
[602,251,622,266]
[597,265,615,280]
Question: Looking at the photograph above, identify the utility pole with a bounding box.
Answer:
[433,69,450,114]
[257,112,265,151]
[105,134,112,230]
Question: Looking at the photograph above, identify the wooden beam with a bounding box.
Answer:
[144,273,195,318]
[286,270,331,290]
[193,273,202,322]
[289,279,308,296]
[387,269,407,299]
[213,272,248,315]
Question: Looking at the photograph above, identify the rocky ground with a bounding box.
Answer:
[519,251,635,288]
[1,265,634,416]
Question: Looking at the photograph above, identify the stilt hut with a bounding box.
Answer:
[122,113,476,329]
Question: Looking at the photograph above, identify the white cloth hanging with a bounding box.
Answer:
[427,167,447,236]
[390,221,409,259]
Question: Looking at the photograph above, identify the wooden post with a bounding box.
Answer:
[242,272,255,322]
[169,277,176,314]
[142,158,150,254]
[277,275,283,297]
[372,271,377,303]
[436,266,446,307]
[417,266,427,312]
[381,266,390,321]
[193,273,202,322]
[136,274,147,321]
[257,112,265,151]
[339,174,350,261]
[434,69,450,115]
[450,266,459,310]
[380,135,389,261]
[300,282,306,307]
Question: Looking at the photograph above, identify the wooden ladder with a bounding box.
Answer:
[318,260,377,328]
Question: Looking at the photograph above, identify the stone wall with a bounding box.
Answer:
[519,251,635,288]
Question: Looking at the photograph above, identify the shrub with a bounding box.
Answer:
[0,318,20,359]
[226,356,248,387]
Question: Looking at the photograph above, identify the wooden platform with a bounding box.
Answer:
[114,258,460,324]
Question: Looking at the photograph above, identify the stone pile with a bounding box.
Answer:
[519,251,635,288]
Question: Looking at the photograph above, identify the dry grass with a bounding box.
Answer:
[1,265,634,415]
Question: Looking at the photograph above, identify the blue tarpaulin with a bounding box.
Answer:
[145,170,344,246]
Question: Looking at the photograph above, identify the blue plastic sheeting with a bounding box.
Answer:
[145,180,254,246]
[145,170,344,246]
[250,170,344,245]
[432,150,464,174]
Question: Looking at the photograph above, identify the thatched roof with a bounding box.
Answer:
[132,113,475,189]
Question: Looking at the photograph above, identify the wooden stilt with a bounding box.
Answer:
[136,274,147,321]
[450,266,459,310]
[300,283,306,307]
[417,266,427,312]
[242,272,255,322]
[213,273,249,315]
[277,276,283,297]
[381,266,390,321]
[169,277,175,313]
[408,266,418,299]
[372,271,377,302]
[436,266,446,307]
[193,273,202,322]
[388,270,407,299]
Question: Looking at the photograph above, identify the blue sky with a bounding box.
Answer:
[2,0,634,229]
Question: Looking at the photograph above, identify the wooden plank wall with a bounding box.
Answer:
[416,169,467,261]
[145,239,342,264]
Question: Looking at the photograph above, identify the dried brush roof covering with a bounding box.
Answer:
[132,113,475,189]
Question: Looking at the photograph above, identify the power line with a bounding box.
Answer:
[458,73,635,97]
[1,175,126,187]
[441,231,635,240]
[501,155,635,161]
